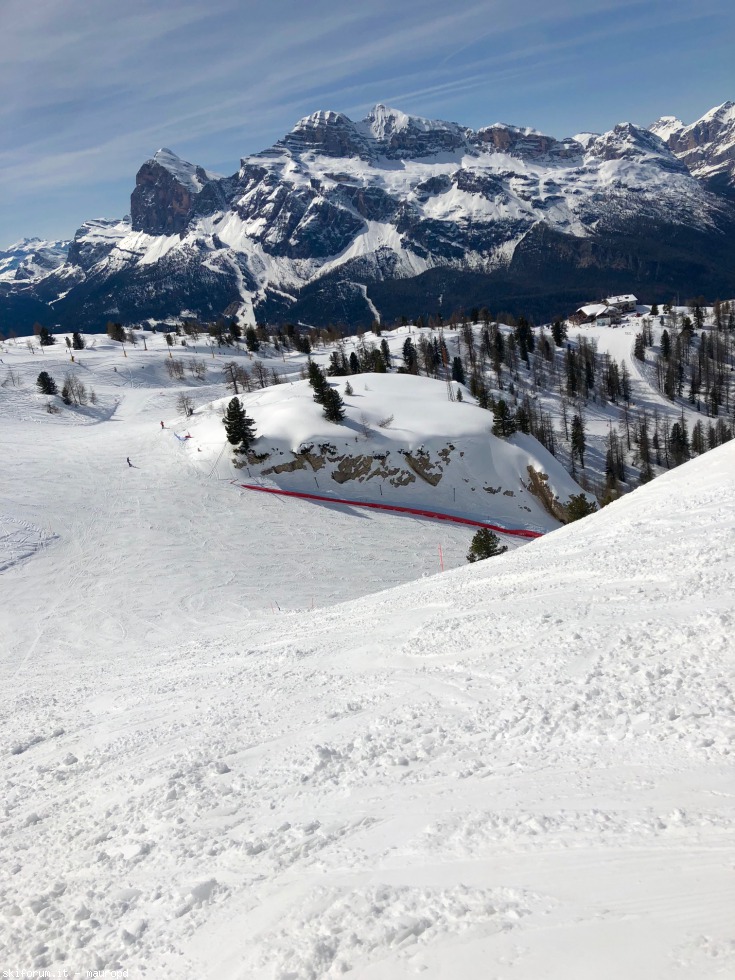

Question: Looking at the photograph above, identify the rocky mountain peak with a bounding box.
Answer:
[360,104,467,158]
[472,123,582,162]
[586,122,685,171]
[283,110,372,159]
[651,101,735,187]
[649,115,685,142]
[132,149,225,235]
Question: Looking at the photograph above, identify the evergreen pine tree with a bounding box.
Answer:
[222,397,256,453]
[565,494,597,522]
[39,326,56,346]
[451,356,465,384]
[328,351,348,376]
[670,418,690,466]
[515,404,531,434]
[36,371,57,395]
[638,416,654,482]
[323,387,346,423]
[551,319,567,347]
[307,361,329,403]
[492,399,516,437]
[467,528,508,562]
[380,338,391,369]
[402,338,418,373]
[571,414,586,468]
[72,331,85,350]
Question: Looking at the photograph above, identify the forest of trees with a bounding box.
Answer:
[10,294,734,502]
[168,299,734,499]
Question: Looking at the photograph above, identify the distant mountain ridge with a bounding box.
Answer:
[2,101,735,334]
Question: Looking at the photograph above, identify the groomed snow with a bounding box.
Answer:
[0,329,733,978]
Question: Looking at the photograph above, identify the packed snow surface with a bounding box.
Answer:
[0,332,733,978]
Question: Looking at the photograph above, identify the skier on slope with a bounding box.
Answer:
[127,457,132,467]
[160,421,164,429]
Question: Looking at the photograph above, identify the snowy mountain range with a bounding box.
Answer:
[0,237,69,282]
[2,101,735,334]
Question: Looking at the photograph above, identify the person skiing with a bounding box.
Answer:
[160,420,164,429]
[127,457,132,467]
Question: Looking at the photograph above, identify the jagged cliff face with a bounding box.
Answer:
[131,149,233,235]
[651,102,735,191]
[3,102,735,333]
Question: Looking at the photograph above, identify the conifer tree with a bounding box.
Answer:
[492,399,516,437]
[565,494,597,522]
[222,397,256,453]
[571,414,586,468]
[72,331,85,350]
[551,319,567,347]
[245,327,260,352]
[670,418,690,466]
[328,351,348,376]
[307,360,329,404]
[380,338,391,369]
[402,338,418,373]
[515,403,531,434]
[323,387,346,423]
[467,528,508,562]
[638,415,654,482]
[36,371,57,395]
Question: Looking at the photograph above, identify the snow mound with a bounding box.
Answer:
[188,373,588,533]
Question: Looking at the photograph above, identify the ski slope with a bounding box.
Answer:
[0,329,733,978]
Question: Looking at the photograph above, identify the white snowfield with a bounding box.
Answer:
[0,333,733,978]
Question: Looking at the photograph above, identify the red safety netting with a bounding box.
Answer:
[232,482,543,539]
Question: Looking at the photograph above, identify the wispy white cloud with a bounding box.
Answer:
[0,0,732,241]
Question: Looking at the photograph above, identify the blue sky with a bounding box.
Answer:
[1,0,732,245]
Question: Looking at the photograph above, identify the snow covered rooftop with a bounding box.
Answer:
[575,303,610,317]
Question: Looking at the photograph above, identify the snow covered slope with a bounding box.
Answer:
[0,329,733,977]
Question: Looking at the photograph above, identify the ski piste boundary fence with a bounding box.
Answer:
[231,482,544,539]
